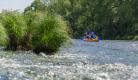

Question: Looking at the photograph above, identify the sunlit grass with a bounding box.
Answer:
[0,23,8,46]
[31,12,72,54]
[0,10,72,54]
[1,10,27,50]
[19,11,43,48]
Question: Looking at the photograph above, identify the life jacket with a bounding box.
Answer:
[91,35,96,39]
[86,35,89,39]
[93,35,96,39]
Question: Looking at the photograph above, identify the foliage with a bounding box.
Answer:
[0,9,72,54]
[0,23,8,46]
[24,0,138,40]
[31,12,72,54]
[1,10,27,38]
[1,10,27,50]
[1,0,138,54]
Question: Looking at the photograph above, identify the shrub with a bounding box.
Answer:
[19,11,41,48]
[0,23,8,46]
[31,12,72,54]
[1,10,27,50]
[0,10,72,54]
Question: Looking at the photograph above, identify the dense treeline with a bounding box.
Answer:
[24,0,138,39]
[0,10,72,54]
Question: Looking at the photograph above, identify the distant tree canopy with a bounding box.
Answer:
[24,0,138,40]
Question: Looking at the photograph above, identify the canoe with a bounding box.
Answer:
[83,39,99,42]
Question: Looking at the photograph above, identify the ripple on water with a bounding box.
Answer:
[0,53,137,80]
[0,40,138,79]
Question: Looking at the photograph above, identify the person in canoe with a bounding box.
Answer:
[91,32,95,39]
[84,32,90,40]
[95,36,99,39]
[83,31,99,42]
[91,32,99,40]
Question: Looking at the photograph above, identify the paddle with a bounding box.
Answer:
[80,37,84,40]
[89,31,92,34]
[99,38,102,40]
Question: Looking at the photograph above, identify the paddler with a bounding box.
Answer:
[84,32,89,40]
[91,32,94,39]
[91,32,99,39]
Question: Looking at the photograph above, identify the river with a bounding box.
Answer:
[0,39,138,80]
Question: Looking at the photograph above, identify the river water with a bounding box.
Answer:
[0,39,138,80]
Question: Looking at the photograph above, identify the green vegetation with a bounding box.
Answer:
[32,12,71,54]
[0,10,72,54]
[24,0,138,40]
[0,23,8,46]
[1,10,27,50]
[0,0,138,54]
[20,11,41,49]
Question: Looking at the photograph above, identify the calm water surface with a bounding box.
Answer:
[0,39,138,80]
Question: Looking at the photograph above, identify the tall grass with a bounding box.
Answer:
[1,10,27,50]
[0,23,8,46]
[23,11,43,33]
[0,10,72,54]
[31,12,72,54]
[19,11,39,48]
